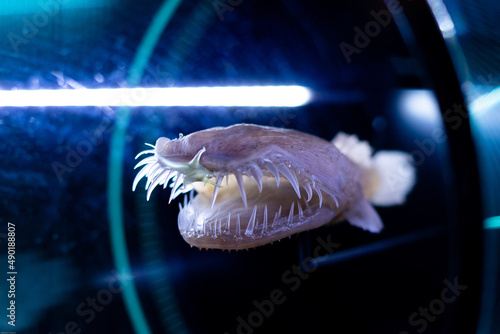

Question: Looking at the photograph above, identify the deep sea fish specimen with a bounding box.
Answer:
[133,124,415,250]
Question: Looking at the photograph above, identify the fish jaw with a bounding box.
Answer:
[177,174,337,250]
[133,124,375,250]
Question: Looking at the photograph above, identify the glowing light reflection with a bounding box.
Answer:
[0,86,312,107]
[397,89,441,126]
[484,216,500,229]
[427,0,456,38]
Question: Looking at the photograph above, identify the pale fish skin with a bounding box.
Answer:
[133,124,416,250]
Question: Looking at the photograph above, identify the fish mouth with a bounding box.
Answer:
[133,146,340,250]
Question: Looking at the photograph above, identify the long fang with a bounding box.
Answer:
[147,168,170,200]
[245,206,257,237]
[314,184,323,208]
[134,148,155,160]
[134,156,155,169]
[169,174,184,203]
[162,170,175,189]
[133,163,153,191]
[287,202,295,226]
[145,164,162,190]
[303,182,313,202]
[248,163,263,193]
[210,171,224,209]
[278,164,301,199]
[333,195,339,208]
[265,161,280,187]
[234,170,248,209]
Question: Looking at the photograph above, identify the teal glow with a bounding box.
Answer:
[484,216,500,229]
[107,1,183,334]
[470,86,500,116]
[0,0,115,15]
[128,0,184,86]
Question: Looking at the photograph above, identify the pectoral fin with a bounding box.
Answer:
[344,199,383,233]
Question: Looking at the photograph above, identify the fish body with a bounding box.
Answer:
[133,124,415,250]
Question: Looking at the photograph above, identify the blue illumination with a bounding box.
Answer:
[0,0,115,16]
[107,1,184,334]
[484,216,500,229]
[0,86,312,107]
[397,89,441,128]
[427,0,456,38]
[470,86,500,116]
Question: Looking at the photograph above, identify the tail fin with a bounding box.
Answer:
[332,132,416,207]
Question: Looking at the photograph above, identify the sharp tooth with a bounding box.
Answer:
[163,170,176,188]
[332,195,339,208]
[303,182,313,202]
[212,218,218,238]
[172,182,192,202]
[314,184,323,208]
[265,161,280,187]
[248,163,263,193]
[133,163,153,191]
[183,193,188,208]
[195,216,202,234]
[262,205,268,235]
[169,174,184,203]
[226,212,231,234]
[235,215,242,240]
[217,218,222,235]
[137,162,158,188]
[272,212,279,228]
[245,205,257,237]
[134,148,155,160]
[147,168,170,200]
[272,205,282,228]
[210,171,224,209]
[134,156,156,169]
[178,202,182,211]
[189,189,194,202]
[170,173,184,191]
[278,164,301,199]
[145,164,162,189]
[234,170,248,209]
[310,176,316,188]
[287,202,295,225]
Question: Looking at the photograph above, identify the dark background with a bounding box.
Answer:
[0,0,494,333]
